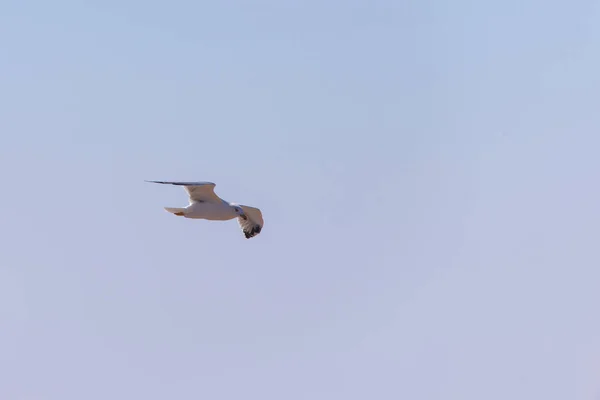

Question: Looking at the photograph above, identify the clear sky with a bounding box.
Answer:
[1,0,600,399]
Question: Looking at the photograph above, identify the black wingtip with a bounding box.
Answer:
[145,180,184,185]
[243,225,262,239]
[144,180,216,187]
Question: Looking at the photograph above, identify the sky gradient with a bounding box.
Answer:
[2,0,600,399]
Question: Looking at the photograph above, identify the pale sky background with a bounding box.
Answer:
[1,0,600,399]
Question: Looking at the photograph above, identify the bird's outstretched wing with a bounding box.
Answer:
[146,180,222,203]
[238,205,264,239]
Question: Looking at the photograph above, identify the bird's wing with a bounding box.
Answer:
[146,180,222,203]
[238,205,264,239]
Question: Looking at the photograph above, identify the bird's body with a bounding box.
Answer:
[168,200,238,221]
[146,180,264,239]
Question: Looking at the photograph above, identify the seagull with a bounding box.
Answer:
[146,180,264,239]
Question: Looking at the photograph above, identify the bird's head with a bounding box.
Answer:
[232,205,247,220]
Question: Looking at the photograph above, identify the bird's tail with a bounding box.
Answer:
[164,207,187,216]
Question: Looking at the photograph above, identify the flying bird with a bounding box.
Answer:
[146,180,263,239]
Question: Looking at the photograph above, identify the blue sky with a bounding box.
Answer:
[1,0,600,398]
